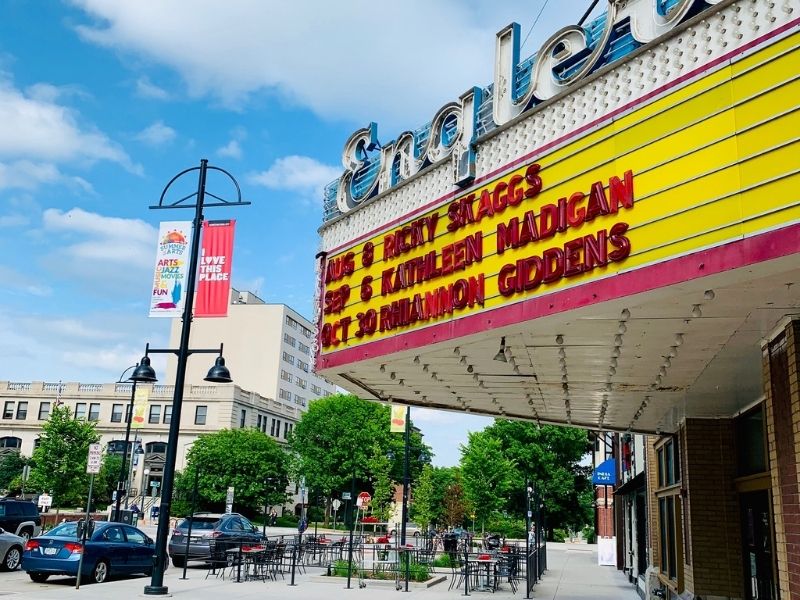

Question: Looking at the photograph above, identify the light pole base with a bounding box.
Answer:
[143,585,170,595]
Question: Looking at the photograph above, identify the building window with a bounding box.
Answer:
[735,404,766,477]
[284,333,296,347]
[146,441,167,454]
[0,437,22,449]
[75,403,87,420]
[88,403,101,422]
[164,405,172,425]
[125,403,132,423]
[240,409,247,428]
[149,405,161,424]
[286,315,298,329]
[38,402,51,420]
[15,402,27,420]
[282,352,295,366]
[279,388,291,401]
[297,378,307,389]
[298,342,310,355]
[195,405,207,425]
[270,418,278,436]
[295,394,306,407]
[3,402,14,419]
[655,435,683,585]
[298,360,309,373]
[257,414,262,430]
[280,369,292,383]
[301,325,312,338]
[311,384,321,395]
[111,404,123,423]
[283,422,290,439]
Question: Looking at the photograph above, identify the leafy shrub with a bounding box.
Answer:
[582,526,596,544]
[486,514,526,539]
[433,553,454,568]
[552,528,567,543]
[276,514,298,528]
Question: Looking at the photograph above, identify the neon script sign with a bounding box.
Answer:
[335,0,720,214]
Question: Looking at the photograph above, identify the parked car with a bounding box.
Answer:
[168,512,261,568]
[0,529,24,571]
[22,521,156,583]
[389,522,421,537]
[0,499,41,544]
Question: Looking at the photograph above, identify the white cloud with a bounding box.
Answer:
[0,75,142,174]
[0,265,52,297]
[135,76,170,100]
[135,120,176,146]
[216,139,242,159]
[248,155,339,203]
[68,0,597,130]
[42,207,158,270]
[0,160,96,192]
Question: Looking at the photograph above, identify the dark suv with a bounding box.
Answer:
[0,500,41,544]
[168,512,261,568]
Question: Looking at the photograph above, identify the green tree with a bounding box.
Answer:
[178,429,289,518]
[0,452,28,493]
[480,421,593,535]
[411,465,461,528]
[460,431,515,527]
[27,405,100,508]
[93,454,124,507]
[442,472,470,528]
[289,394,430,524]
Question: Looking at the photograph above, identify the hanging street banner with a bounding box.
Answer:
[390,405,406,433]
[149,221,192,317]
[131,387,150,429]
[592,458,617,486]
[195,220,236,318]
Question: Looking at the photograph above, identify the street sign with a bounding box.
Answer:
[356,491,371,508]
[225,486,234,514]
[38,493,52,509]
[332,499,342,511]
[22,465,30,481]
[150,480,160,488]
[86,443,102,474]
[342,492,351,501]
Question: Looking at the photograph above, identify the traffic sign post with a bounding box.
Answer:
[225,486,234,514]
[77,444,102,590]
[332,499,341,531]
[356,491,371,508]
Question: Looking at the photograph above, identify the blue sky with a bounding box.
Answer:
[0,0,601,466]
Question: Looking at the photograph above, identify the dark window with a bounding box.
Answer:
[111,404,123,423]
[75,403,87,420]
[736,405,767,476]
[164,405,172,425]
[3,402,13,419]
[655,435,682,583]
[38,402,51,421]
[124,526,147,545]
[146,442,167,454]
[125,403,132,423]
[88,403,100,422]
[195,405,207,426]
[102,526,125,543]
[149,405,161,424]
[240,409,247,428]
[0,437,22,449]
[15,402,27,420]
[270,418,278,436]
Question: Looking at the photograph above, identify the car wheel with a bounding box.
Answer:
[2,546,21,571]
[29,572,49,583]
[171,556,185,568]
[18,529,32,545]
[91,559,109,583]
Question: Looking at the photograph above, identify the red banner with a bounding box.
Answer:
[195,220,236,318]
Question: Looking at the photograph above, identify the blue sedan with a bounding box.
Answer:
[22,521,156,584]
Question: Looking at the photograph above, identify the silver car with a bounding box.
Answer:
[0,528,24,571]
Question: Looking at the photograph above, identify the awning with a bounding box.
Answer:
[613,471,645,496]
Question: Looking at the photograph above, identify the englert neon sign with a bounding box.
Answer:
[335,0,722,214]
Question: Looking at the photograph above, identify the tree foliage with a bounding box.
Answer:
[27,406,100,508]
[176,428,290,517]
[460,432,515,525]
[480,421,593,533]
[289,394,430,522]
[0,452,28,493]
[411,465,468,529]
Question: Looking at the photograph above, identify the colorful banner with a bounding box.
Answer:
[390,405,407,433]
[149,221,192,318]
[196,220,236,318]
[131,387,149,430]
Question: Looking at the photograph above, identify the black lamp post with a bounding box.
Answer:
[113,364,138,523]
[137,159,248,596]
[262,477,275,537]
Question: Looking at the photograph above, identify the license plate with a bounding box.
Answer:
[43,548,58,556]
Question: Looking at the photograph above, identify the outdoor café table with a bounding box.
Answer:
[226,545,267,582]
[465,555,497,593]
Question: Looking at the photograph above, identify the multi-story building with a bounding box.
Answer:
[0,293,335,512]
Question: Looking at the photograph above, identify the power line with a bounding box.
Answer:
[521,0,552,50]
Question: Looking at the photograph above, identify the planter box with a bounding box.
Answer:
[311,574,447,589]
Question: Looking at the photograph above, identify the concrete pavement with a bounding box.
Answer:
[0,542,640,599]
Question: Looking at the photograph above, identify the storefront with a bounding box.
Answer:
[316,2,800,598]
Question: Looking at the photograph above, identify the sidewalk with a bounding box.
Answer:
[12,543,640,600]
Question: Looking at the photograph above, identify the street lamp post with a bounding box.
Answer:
[136,159,248,596]
[262,477,274,537]
[113,365,138,522]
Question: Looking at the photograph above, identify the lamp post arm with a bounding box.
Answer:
[113,378,137,521]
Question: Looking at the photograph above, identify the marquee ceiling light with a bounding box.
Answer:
[398,379,405,386]
[379,364,386,373]
[558,348,566,359]
[493,337,508,362]
[610,357,618,368]
[460,356,468,365]
[663,357,672,368]
[609,366,617,376]
[612,347,621,358]
[390,372,396,380]
[668,347,678,358]
[704,289,715,300]
[467,364,474,373]
[423,364,430,372]
[691,304,703,318]
[617,323,627,334]
[513,365,521,375]
[659,366,667,377]
[556,335,564,345]
[473,373,480,382]
[614,334,624,346]
[562,374,568,383]
[620,308,631,321]
[413,356,420,364]
[674,333,684,346]
[454,347,461,355]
